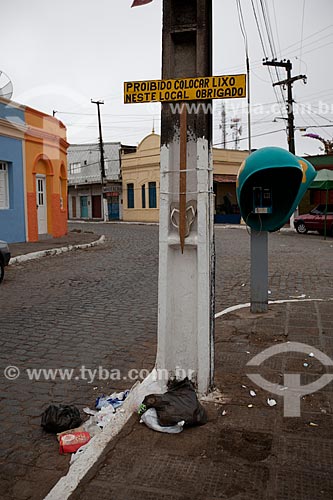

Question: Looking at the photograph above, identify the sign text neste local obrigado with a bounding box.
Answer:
[124,74,246,103]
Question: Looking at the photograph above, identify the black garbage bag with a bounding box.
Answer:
[142,378,207,427]
[41,404,82,433]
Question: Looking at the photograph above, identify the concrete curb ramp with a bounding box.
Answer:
[9,235,106,265]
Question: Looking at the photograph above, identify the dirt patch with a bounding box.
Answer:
[218,429,273,462]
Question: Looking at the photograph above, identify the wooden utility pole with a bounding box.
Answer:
[91,99,107,220]
[91,99,106,180]
[263,59,307,154]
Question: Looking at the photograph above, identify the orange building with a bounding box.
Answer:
[24,107,69,241]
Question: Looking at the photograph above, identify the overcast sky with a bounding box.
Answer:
[2,0,333,156]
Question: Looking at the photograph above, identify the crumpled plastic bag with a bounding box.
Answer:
[140,408,184,434]
[69,440,93,465]
[95,390,130,410]
[142,378,207,427]
[41,404,82,433]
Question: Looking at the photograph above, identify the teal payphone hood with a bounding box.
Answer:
[236,147,317,232]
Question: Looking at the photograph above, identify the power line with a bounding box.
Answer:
[297,124,333,129]
[213,127,286,147]
[279,24,333,57]
[259,0,287,108]
[251,0,287,127]
[303,109,332,138]
[57,111,160,117]
[305,109,333,124]
[272,0,282,58]
[219,24,333,74]
[299,0,306,73]
[236,0,251,151]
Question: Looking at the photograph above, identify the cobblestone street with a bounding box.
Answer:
[1,223,332,499]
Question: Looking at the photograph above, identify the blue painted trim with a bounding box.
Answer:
[0,135,26,243]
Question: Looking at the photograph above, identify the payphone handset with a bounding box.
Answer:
[253,186,272,214]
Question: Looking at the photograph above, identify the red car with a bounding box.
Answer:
[294,204,333,235]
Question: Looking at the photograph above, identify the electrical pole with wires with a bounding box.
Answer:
[264,59,307,227]
[219,103,227,148]
[230,117,242,150]
[263,59,307,154]
[236,0,251,153]
[91,99,107,220]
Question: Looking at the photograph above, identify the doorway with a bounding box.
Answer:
[92,195,102,218]
[36,175,47,234]
[80,196,88,218]
[72,196,77,218]
[108,194,119,220]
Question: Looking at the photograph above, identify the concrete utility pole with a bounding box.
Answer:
[156,0,214,394]
[220,103,227,148]
[263,59,307,154]
[91,99,107,220]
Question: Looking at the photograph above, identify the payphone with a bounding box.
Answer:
[236,147,316,232]
[253,187,272,214]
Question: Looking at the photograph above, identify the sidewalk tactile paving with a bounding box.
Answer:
[274,469,333,500]
[275,435,333,471]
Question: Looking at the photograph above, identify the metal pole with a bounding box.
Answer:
[250,229,268,313]
[324,187,328,240]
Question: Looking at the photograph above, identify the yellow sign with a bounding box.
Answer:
[124,74,246,104]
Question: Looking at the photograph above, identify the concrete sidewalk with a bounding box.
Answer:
[9,230,99,258]
[69,300,333,500]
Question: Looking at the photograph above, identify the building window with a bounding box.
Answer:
[0,161,9,209]
[149,182,157,208]
[141,184,146,208]
[69,162,81,174]
[127,183,134,208]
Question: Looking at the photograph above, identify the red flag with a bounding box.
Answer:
[131,0,153,6]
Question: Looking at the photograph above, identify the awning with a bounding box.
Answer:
[213,174,237,183]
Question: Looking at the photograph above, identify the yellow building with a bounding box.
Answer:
[213,148,248,223]
[121,133,248,223]
[122,133,160,222]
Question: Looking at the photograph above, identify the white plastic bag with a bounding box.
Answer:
[140,408,184,434]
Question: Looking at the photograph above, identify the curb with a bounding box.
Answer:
[9,235,106,266]
[67,220,298,233]
[214,224,295,233]
[68,220,159,226]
